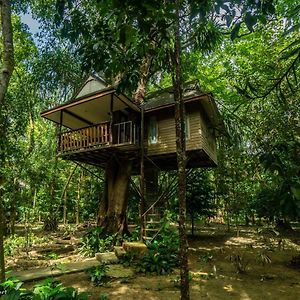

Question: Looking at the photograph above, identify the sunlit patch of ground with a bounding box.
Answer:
[12,223,300,299]
[225,236,257,246]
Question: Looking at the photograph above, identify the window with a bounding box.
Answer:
[148,116,158,144]
[185,114,190,140]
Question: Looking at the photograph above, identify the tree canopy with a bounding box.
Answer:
[0,0,299,296]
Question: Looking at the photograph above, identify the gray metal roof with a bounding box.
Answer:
[144,80,209,110]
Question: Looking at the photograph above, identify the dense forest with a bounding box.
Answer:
[0,1,299,299]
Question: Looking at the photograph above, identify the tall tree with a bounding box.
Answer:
[172,1,189,297]
[0,0,14,283]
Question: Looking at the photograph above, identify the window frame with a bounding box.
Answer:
[185,114,190,140]
[148,116,158,145]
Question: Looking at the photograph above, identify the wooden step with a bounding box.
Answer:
[146,213,160,217]
[147,221,161,224]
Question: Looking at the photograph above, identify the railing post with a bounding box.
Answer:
[132,122,134,144]
[58,110,64,153]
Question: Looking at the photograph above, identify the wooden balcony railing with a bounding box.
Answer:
[60,122,110,153]
[59,121,139,153]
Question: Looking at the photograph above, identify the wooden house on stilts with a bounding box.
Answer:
[41,74,224,238]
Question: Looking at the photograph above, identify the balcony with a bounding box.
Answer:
[59,121,139,154]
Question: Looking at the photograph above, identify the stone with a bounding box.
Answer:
[114,246,126,259]
[122,242,148,256]
[106,264,135,278]
[95,252,119,264]
[11,258,99,282]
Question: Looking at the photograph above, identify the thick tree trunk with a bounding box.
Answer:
[172,1,190,299]
[98,156,132,235]
[0,0,14,105]
[0,0,14,283]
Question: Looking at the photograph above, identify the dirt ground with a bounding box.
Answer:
[7,223,300,299]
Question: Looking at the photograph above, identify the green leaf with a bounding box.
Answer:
[2,290,21,300]
[291,185,300,201]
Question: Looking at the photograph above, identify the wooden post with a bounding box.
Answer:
[58,110,63,153]
[140,104,145,239]
[109,94,114,144]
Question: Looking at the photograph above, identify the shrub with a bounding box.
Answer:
[80,227,116,256]
[123,226,140,242]
[33,278,88,299]
[122,221,180,275]
[86,264,109,286]
[99,293,110,300]
[0,277,88,300]
[227,253,249,274]
[4,234,47,256]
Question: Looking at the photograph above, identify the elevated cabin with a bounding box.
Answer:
[41,75,223,173]
[144,81,223,170]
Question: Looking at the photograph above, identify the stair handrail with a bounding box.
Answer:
[141,168,196,218]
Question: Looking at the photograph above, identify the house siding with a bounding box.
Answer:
[145,102,217,164]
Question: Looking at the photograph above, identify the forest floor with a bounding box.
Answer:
[5,223,300,300]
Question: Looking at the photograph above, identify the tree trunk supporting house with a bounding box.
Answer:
[98,155,132,235]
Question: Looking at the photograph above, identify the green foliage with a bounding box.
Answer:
[33,278,88,300]
[0,277,87,300]
[0,277,27,299]
[98,293,110,300]
[4,234,48,256]
[186,170,216,225]
[44,252,59,260]
[80,227,116,257]
[255,140,300,220]
[122,222,179,275]
[86,264,109,286]
[123,226,140,242]
[256,250,272,266]
[200,252,213,263]
[227,253,249,274]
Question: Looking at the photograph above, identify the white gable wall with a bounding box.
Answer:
[76,76,107,99]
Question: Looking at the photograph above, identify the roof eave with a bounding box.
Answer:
[144,93,212,113]
[41,88,140,118]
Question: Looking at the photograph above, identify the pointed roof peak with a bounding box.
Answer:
[73,73,110,100]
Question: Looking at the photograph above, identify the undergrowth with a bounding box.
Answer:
[121,220,180,275]
[86,264,109,286]
[79,227,116,256]
[0,277,87,299]
[4,234,48,256]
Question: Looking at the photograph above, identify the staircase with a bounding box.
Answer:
[142,207,164,242]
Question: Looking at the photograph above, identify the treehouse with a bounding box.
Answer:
[40,75,224,173]
[41,74,224,236]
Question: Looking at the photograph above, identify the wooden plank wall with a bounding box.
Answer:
[199,108,217,164]
[146,103,217,164]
